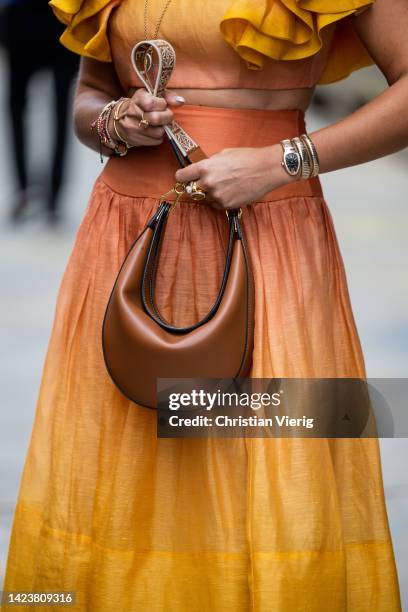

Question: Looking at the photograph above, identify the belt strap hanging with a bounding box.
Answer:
[131,39,207,166]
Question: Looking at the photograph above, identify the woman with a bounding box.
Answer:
[3,0,405,610]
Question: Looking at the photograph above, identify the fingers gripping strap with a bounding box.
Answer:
[130,39,206,163]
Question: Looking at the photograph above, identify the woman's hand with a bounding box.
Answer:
[175,145,296,210]
[112,89,185,148]
[73,58,185,154]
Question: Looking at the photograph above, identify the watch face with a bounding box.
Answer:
[285,152,300,175]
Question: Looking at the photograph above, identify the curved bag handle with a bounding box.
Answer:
[141,202,244,333]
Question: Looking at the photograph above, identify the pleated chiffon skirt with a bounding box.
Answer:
[3,107,401,611]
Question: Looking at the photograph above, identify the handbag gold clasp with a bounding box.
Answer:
[159,182,187,210]
[226,208,243,219]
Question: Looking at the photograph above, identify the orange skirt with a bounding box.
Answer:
[3,107,401,611]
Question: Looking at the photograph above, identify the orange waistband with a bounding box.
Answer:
[100,105,323,202]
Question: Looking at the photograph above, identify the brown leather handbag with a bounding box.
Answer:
[102,199,254,409]
[101,40,255,409]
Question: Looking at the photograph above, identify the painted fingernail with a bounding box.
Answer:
[175,95,186,103]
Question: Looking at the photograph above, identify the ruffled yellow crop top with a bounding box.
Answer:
[49,0,376,91]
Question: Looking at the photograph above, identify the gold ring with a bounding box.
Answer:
[186,180,206,201]
[138,110,150,130]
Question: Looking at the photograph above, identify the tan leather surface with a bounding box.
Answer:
[102,216,254,408]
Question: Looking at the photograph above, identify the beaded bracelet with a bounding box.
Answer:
[91,99,129,163]
[112,98,133,150]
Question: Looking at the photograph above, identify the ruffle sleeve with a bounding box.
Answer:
[48,0,122,62]
[220,0,376,84]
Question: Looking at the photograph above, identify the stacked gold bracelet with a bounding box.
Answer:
[280,133,320,180]
[91,98,132,163]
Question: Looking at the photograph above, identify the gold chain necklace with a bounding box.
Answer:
[144,0,173,40]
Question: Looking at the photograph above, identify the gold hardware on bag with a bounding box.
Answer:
[159,181,209,209]
[226,208,243,219]
[159,182,187,210]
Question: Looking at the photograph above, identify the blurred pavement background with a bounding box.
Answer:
[0,50,407,607]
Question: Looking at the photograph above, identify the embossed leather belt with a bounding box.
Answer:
[131,39,207,165]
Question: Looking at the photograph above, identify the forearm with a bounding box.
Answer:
[175,71,408,211]
[72,58,126,155]
[309,73,408,174]
[73,86,117,156]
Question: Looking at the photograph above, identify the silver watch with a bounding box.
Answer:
[280,139,301,177]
